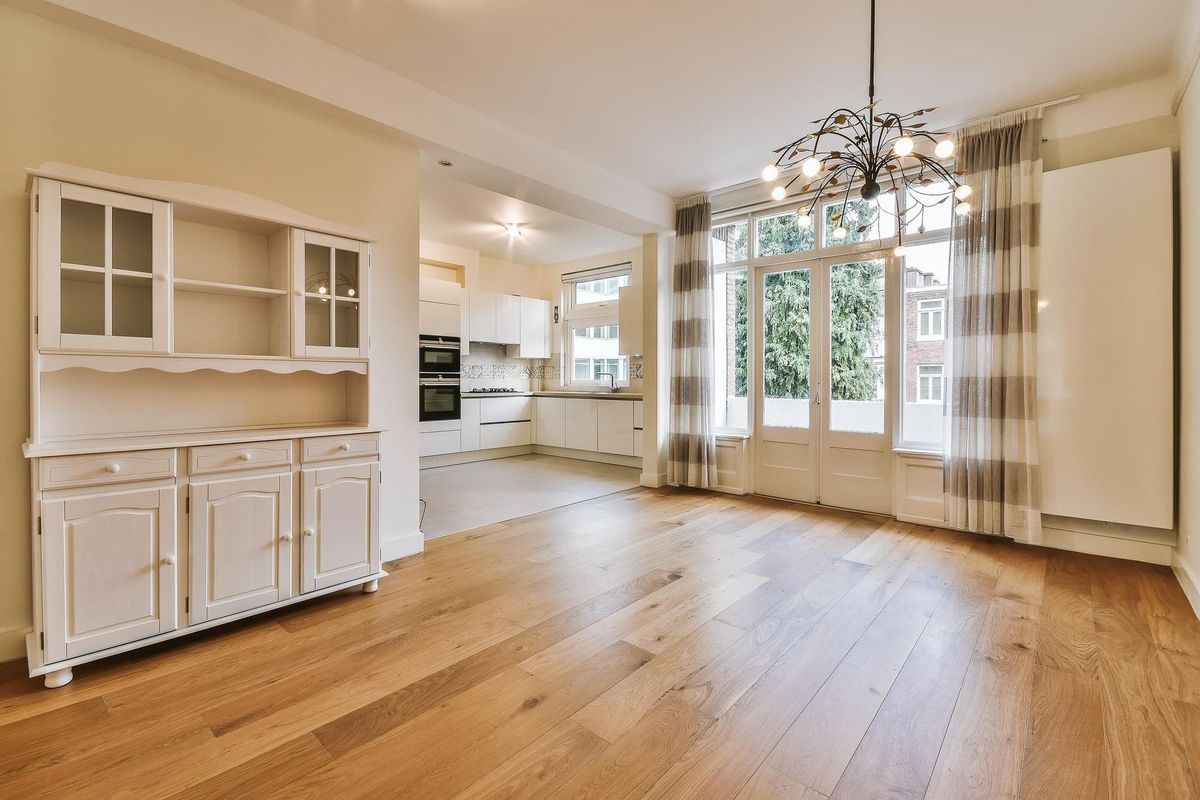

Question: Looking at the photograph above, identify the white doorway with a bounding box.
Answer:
[752,252,894,513]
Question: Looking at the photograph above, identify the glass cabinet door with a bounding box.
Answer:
[37,180,170,352]
[292,229,369,358]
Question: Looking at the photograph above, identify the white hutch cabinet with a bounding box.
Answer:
[23,163,387,689]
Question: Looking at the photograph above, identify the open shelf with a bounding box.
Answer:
[174,277,287,299]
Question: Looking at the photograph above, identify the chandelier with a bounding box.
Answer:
[760,0,971,255]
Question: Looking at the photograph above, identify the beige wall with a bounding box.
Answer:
[1044,115,1179,172]
[1178,64,1200,609]
[0,7,421,660]
[419,240,549,299]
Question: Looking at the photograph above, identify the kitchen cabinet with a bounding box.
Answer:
[460,398,481,451]
[37,180,171,353]
[292,230,370,359]
[596,400,635,456]
[480,396,532,424]
[618,283,643,356]
[480,421,533,449]
[496,294,521,345]
[419,300,461,338]
[468,290,498,342]
[507,297,551,359]
[564,399,599,452]
[189,472,293,623]
[534,397,566,448]
[300,460,381,592]
[40,485,179,664]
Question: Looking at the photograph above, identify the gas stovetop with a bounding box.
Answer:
[470,388,523,394]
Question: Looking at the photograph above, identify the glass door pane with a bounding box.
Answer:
[762,267,812,429]
[112,208,153,273]
[828,258,886,433]
[334,249,359,298]
[112,273,154,338]
[305,243,332,296]
[61,269,104,335]
[306,297,331,347]
[335,301,359,348]
[60,199,105,267]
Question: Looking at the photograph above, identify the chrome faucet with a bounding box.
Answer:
[596,372,617,392]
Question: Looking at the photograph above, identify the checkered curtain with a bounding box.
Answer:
[947,110,1044,542]
[668,194,717,488]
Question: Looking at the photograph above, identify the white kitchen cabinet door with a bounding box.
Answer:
[37,179,171,353]
[469,290,498,343]
[564,399,598,452]
[460,398,481,451]
[292,229,370,359]
[534,397,566,447]
[508,297,550,358]
[419,300,461,338]
[480,421,532,449]
[480,396,532,423]
[41,486,178,663]
[596,400,635,456]
[189,472,293,624]
[300,462,380,592]
[496,294,521,345]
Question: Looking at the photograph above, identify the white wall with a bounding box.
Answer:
[0,6,421,661]
[1177,57,1200,613]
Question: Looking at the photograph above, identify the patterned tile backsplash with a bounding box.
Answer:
[461,344,644,392]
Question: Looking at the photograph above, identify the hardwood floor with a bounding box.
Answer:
[2,487,1199,799]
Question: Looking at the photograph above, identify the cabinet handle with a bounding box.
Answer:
[238,452,252,462]
[303,528,315,537]
[280,532,293,542]
[161,555,176,566]
[294,289,303,297]
[105,463,121,474]
[338,442,351,452]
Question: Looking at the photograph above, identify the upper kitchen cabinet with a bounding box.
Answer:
[496,294,521,345]
[507,297,551,359]
[36,179,171,353]
[618,283,643,356]
[468,289,521,345]
[292,230,370,359]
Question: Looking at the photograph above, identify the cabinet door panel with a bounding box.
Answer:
[301,462,379,592]
[563,399,598,452]
[460,398,481,451]
[42,486,177,663]
[291,229,370,359]
[534,397,565,448]
[469,290,498,343]
[190,473,293,623]
[596,400,635,456]
[496,294,521,345]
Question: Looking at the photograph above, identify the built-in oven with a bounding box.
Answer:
[419,335,461,375]
[419,374,461,422]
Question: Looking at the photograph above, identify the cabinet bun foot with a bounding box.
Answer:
[44,668,73,689]
[362,579,379,594]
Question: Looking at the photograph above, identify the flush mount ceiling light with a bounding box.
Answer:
[762,0,970,254]
[503,223,522,238]
[437,159,454,167]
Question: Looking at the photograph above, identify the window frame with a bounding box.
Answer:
[917,363,944,403]
[712,262,751,434]
[916,297,946,341]
[713,177,955,454]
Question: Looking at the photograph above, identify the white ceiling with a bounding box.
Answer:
[420,171,639,265]
[235,0,1187,197]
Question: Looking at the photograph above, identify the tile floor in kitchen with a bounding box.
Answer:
[418,454,642,538]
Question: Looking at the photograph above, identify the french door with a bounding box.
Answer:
[753,252,894,513]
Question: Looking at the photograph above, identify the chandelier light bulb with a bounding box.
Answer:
[801,157,822,177]
[771,185,787,201]
[797,213,813,229]
[761,164,779,182]
[504,223,522,238]
[893,136,915,157]
[832,225,848,240]
[894,244,908,257]
[954,183,972,200]
[954,201,971,217]
[934,140,955,159]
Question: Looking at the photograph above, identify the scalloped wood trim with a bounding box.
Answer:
[39,352,367,376]
[27,162,374,242]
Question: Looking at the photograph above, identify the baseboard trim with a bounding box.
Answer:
[1173,553,1200,621]
[382,531,424,562]
[531,446,640,468]
[0,624,31,665]
[420,445,534,469]
[641,471,668,488]
[1038,524,1174,566]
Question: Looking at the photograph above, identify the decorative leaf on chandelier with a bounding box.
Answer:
[761,0,972,254]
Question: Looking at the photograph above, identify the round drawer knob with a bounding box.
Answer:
[338,442,351,452]
[105,463,121,474]
[161,555,176,566]
[294,289,303,297]
[280,532,293,542]
[238,452,252,462]
[303,528,315,537]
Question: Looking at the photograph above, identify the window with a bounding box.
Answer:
[755,209,814,258]
[917,298,945,339]
[570,324,628,384]
[573,274,629,306]
[822,195,896,247]
[713,268,749,431]
[712,219,749,265]
[901,242,950,449]
[903,180,953,234]
[918,365,944,402]
[562,263,633,387]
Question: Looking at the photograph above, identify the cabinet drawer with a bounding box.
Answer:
[480,396,532,423]
[480,421,532,450]
[301,433,380,463]
[189,440,293,476]
[41,449,176,490]
[420,430,460,457]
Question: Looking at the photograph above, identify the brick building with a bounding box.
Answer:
[903,266,947,404]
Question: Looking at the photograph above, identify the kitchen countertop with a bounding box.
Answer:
[459,391,643,401]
